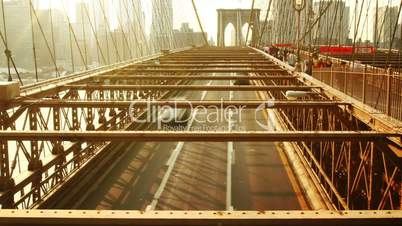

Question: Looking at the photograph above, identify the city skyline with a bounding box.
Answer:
[0,0,208,75]
[30,0,402,43]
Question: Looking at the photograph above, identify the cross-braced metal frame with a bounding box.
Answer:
[0,47,401,217]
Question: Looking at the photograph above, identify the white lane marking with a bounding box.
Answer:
[146,79,214,211]
[226,73,235,211]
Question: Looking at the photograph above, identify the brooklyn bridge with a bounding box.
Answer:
[0,0,401,225]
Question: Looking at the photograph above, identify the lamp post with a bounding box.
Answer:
[293,0,306,71]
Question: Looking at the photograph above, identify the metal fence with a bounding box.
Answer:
[313,62,402,121]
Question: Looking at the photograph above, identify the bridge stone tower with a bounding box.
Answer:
[217,9,260,47]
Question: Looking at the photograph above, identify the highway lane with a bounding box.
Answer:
[52,73,306,211]
[231,90,307,210]
[59,81,207,210]
[155,79,229,210]
[153,76,306,210]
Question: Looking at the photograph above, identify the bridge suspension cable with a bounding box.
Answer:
[0,0,22,84]
[191,0,209,47]
[258,0,273,47]
[245,0,256,46]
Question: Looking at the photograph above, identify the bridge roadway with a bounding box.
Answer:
[1,47,401,226]
[51,75,305,211]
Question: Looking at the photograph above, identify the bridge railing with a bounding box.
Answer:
[257,47,402,211]
[313,64,402,121]
[297,51,402,121]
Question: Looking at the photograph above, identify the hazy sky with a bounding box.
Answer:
[170,0,402,41]
[34,0,402,42]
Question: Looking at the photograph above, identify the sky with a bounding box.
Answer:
[33,0,402,42]
[172,0,402,42]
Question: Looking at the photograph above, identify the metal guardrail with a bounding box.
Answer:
[0,210,401,226]
[313,66,402,121]
[299,50,402,121]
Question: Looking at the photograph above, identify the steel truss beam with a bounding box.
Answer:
[0,72,186,208]
[62,85,318,91]
[0,210,401,226]
[96,75,297,81]
[256,48,402,210]
[6,100,349,109]
[156,60,272,64]
[130,64,277,68]
[1,46,401,212]
[0,131,396,142]
[159,55,264,58]
[119,69,284,73]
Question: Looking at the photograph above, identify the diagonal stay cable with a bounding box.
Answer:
[191,0,209,47]
[29,0,61,78]
[298,1,333,43]
[245,0,256,46]
[258,0,273,47]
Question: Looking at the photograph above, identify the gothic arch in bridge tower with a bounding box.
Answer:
[217,9,260,47]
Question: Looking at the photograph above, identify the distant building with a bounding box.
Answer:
[125,1,148,57]
[208,36,216,46]
[72,2,92,68]
[173,23,207,48]
[271,0,313,44]
[396,23,402,50]
[33,8,68,69]
[180,23,193,33]
[254,0,274,46]
[374,6,399,48]
[313,0,350,45]
[254,1,269,20]
[91,0,109,32]
[399,23,402,40]
[150,0,174,52]
[259,20,274,45]
[0,0,33,70]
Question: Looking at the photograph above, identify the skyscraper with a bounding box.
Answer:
[271,0,313,44]
[121,0,148,57]
[33,8,67,68]
[74,2,92,66]
[150,0,174,52]
[374,6,399,48]
[0,0,33,70]
[313,0,350,45]
[92,0,109,32]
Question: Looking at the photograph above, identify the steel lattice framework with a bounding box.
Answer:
[0,47,401,225]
